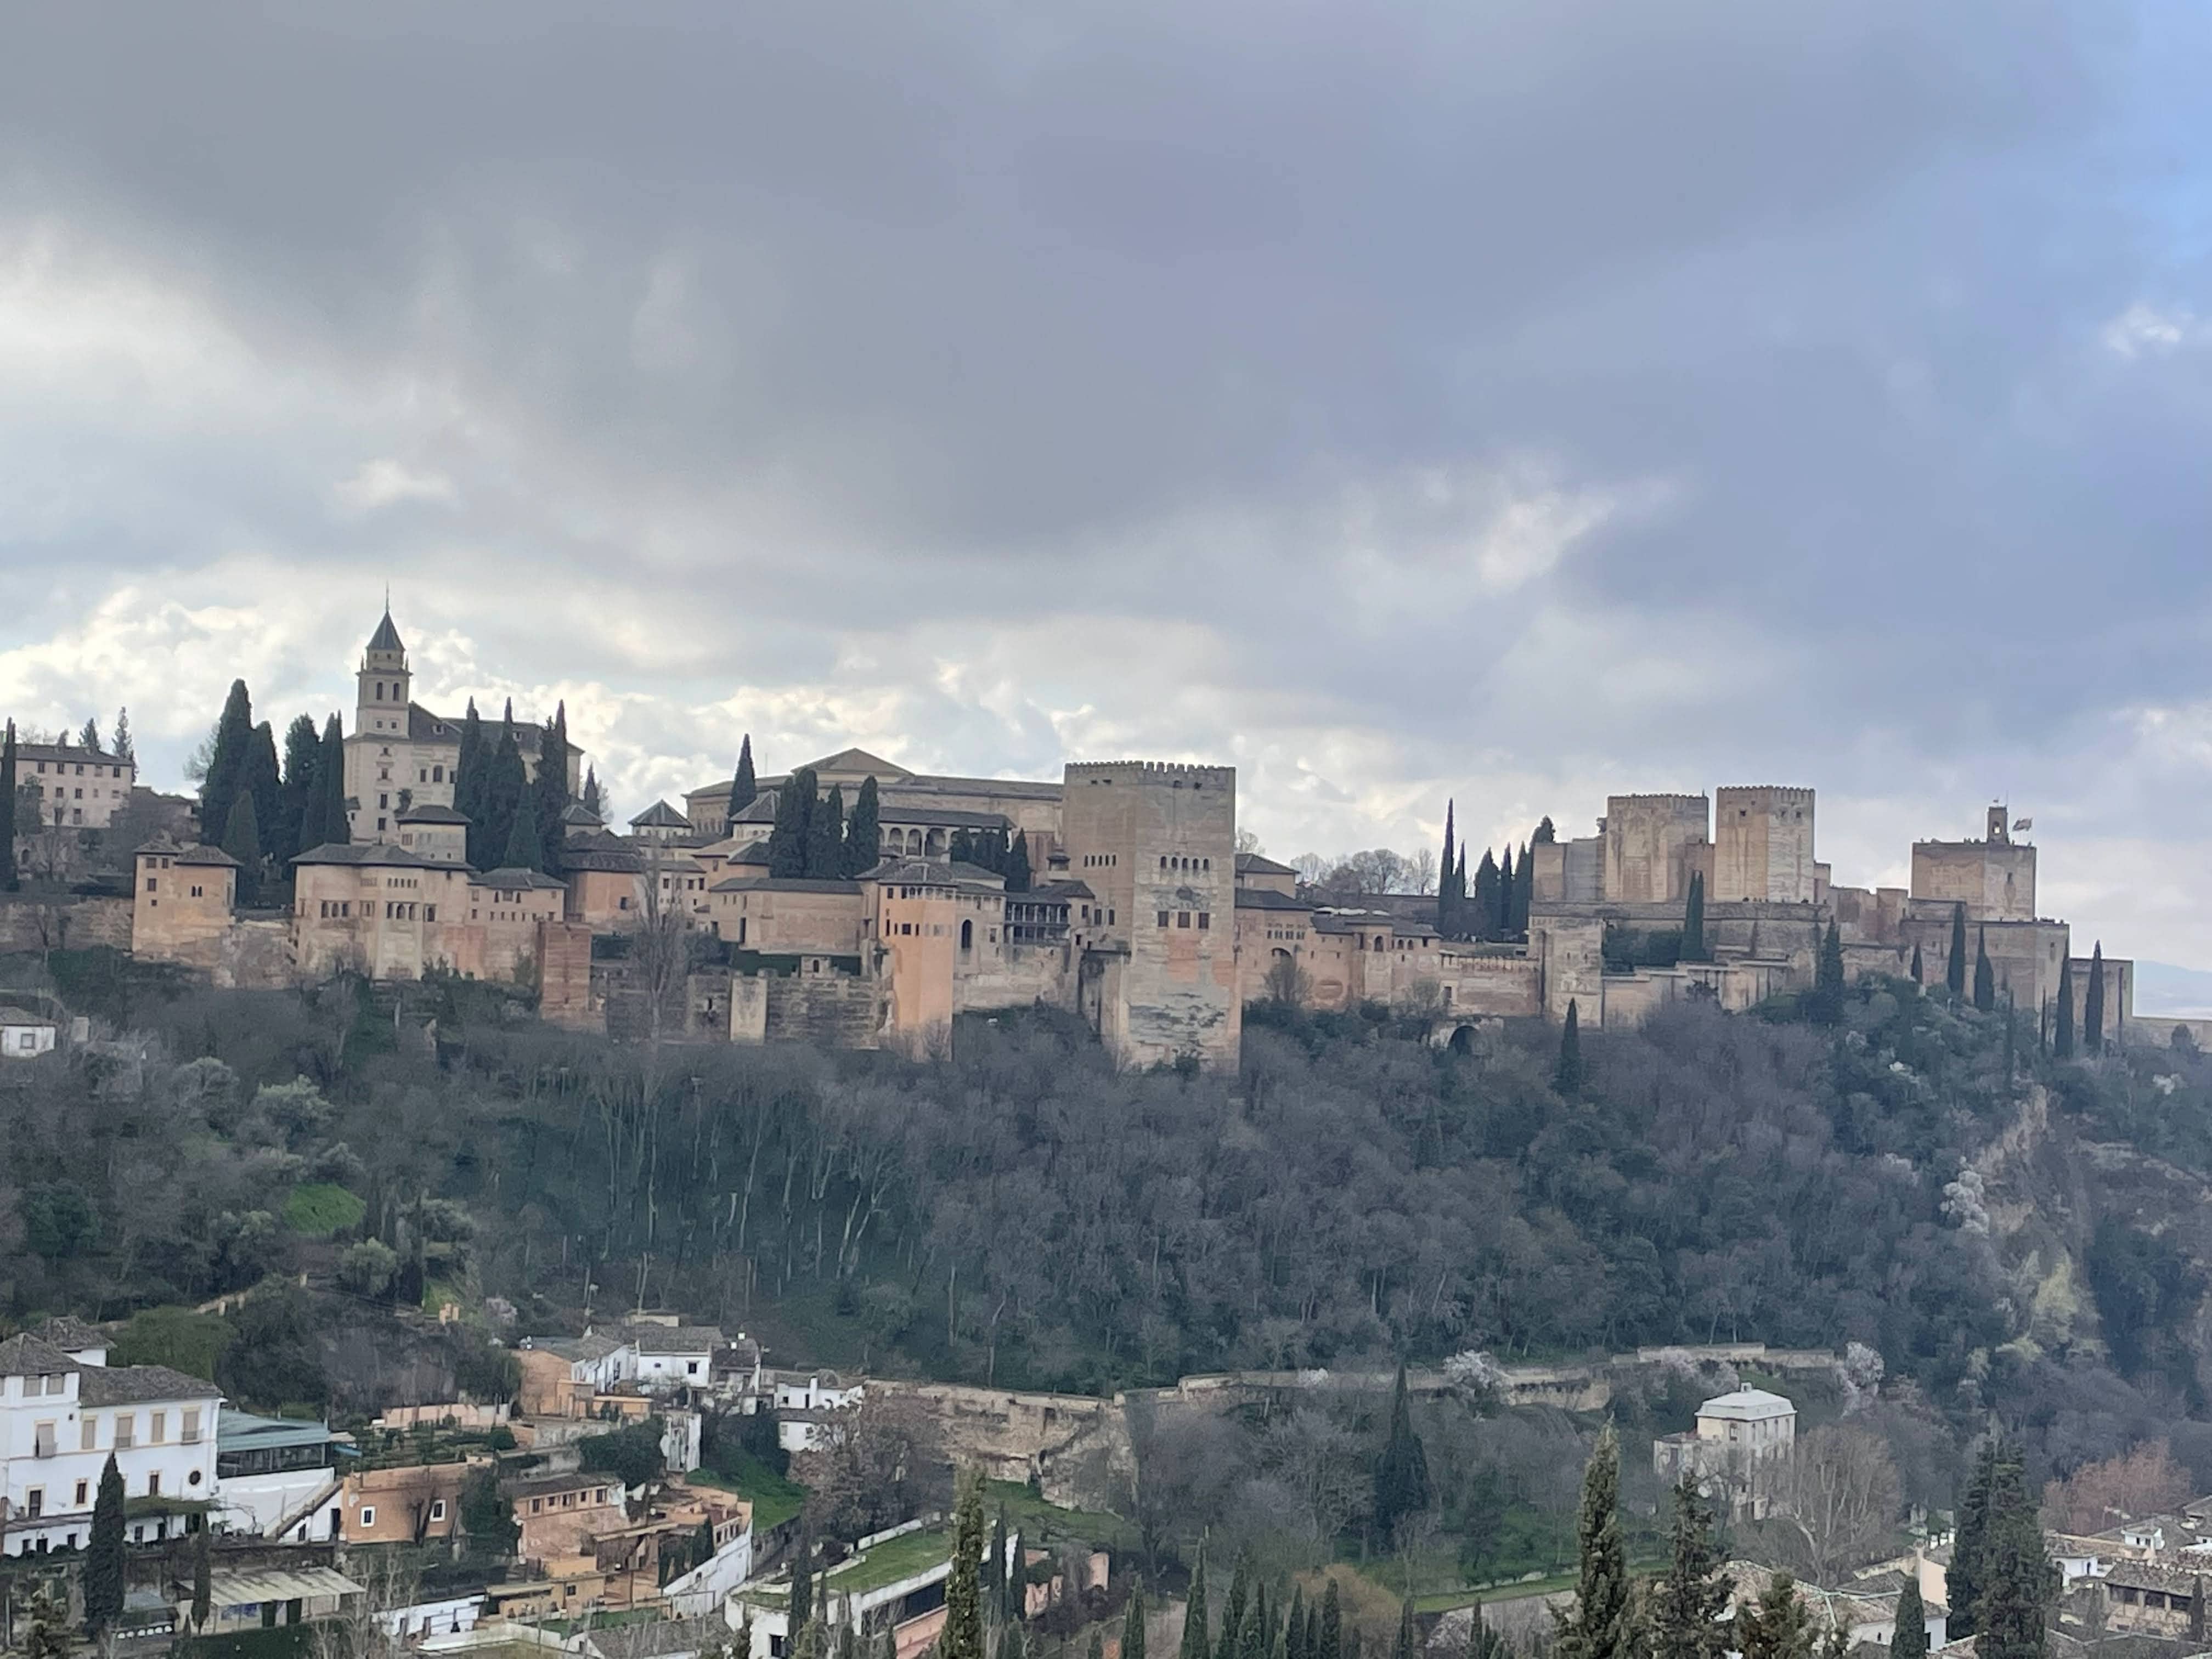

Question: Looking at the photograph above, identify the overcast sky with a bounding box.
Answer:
[3,4,2210,970]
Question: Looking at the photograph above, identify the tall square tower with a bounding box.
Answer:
[1713,786,1817,904]
[1060,761,1239,1069]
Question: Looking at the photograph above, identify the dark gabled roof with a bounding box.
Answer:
[0,1006,55,1027]
[1026,879,1095,901]
[562,844,645,874]
[877,805,1013,831]
[1235,887,1312,911]
[623,1324,724,1355]
[292,842,442,869]
[78,1362,221,1407]
[469,867,568,891]
[1235,852,1297,877]
[560,803,604,826]
[134,834,241,867]
[396,803,470,824]
[631,799,691,828]
[405,704,460,743]
[1311,913,1393,934]
[34,1317,106,1352]
[0,1333,75,1376]
[366,610,405,653]
[16,743,130,766]
[711,876,863,895]
[798,747,910,779]
[714,840,774,866]
[403,703,556,755]
[860,856,1005,888]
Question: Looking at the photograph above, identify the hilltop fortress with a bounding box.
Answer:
[16,610,2158,1066]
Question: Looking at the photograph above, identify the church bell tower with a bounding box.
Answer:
[357,608,411,737]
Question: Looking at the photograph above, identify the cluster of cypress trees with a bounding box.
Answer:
[1188,1550,1359,1659]
[1948,1438,2053,1659]
[1437,805,1549,940]
[1374,1363,1431,1544]
[765,771,887,881]
[949,825,1031,891]
[198,681,348,902]
[452,698,573,874]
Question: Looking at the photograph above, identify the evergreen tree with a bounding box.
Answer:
[845,775,882,877]
[1092,1634,1107,1659]
[1496,845,1515,934]
[84,1452,126,1635]
[1217,1561,1250,1659]
[729,736,758,822]
[1555,1001,1585,1094]
[791,1529,815,1633]
[1438,801,1457,935]
[1910,943,1923,985]
[24,1581,72,1659]
[1453,849,1468,938]
[1970,926,1994,1012]
[1392,1600,1415,1659]
[1513,840,1535,932]
[1125,1588,1148,1659]
[1181,1545,1210,1659]
[279,713,323,865]
[504,796,546,871]
[1681,873,1707,963]
[193,1523,213,1630]
[998,1629,1026,1659]
[944,1472,988,1659]
[809,783,846,879]
[200,678,255,843]
[531,702,571,874]
[1949,1439,2000,1638]
[1238,1584,1267,1659]
[1946,903,1968,999]
[986,1508,1008,1622]
[483,704,528,865]
[112,706,134,766]
[2055,956,2076,1059]
[1374,1363,1432,1542]
[1286,1587,1306,1659]
[770,770,819,878]
[80,715,101,752]
[1737,1575,1816,1659]
[317,715,349,848]
[1889,1580,1927,1659]
[1978,1474,2051,1659]
[582,766,604,819]
[1466,1610,1504,1659]
[2085,942,2106,1056]
[1006,832,1032,893]
[1651,1478,1730,1659]
[1472,850,1502,941]
[223,793,263,905]
[1,720,18,893]
[1809,920,1845,1023]
[245,720,283,865]
[1553,1427,1634,1659]
[1319,1580,1341,1659]
[456,699,487,860]
[1306,1602,1323,1659]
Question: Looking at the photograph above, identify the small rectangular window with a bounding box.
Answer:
[1197,912,1210,929]
[1177,912,1190,929]
[1157,911,1170,928]
[359,1506,376,1528]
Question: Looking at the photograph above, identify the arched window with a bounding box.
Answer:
[961,919,973,951]
[374,682,385,701]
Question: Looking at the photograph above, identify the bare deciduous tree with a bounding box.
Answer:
[2043,1440,2191,1535]
[1758,1424,1903,1584]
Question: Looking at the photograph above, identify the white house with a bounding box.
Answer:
[628,1326,723,1391]
[0,1331,223,1555]
[1653,1387,1797,1519]
[766,1372,863,1453]
[0,1007,58,1060]
[214,1410,346,1541]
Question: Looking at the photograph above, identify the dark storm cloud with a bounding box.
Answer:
[3,2,2211,956]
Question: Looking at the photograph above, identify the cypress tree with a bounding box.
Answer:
[504,796,546,871]
[1318,1580,1341,1659]
[1374,1363,1431,1542]
[809,783,846,878]
[80,715,102,752]
[483,704,527,865]
[1005,832,1032,893]
[1810,919,1845,1023]
[844,775,882,877]
[1181,1545,1210,1659]
[532,702,571,873]
[1890,1579,1927,1659]
[944,1472,988,1659]
[1737,1574,1815,1659]
[1513,840,1534,931]
[1237,1585,1267,1659]
[1681,872,1707,963]
[1217,1561,1249,1659]
[318,715,349,848]
[455,698,486,857]
[1453,849,1468,938]
[729,735,758,823]
[1973,927,1995,1013]
[1471,850,1502,941]
[1092,1635,1107,1659]
[1124,1588,1147,1659]
[1286,1587,1306,1659]
[1553,1427,1633,1659]
[2085,942,2106,1056]
[1,720,18,892]
[769,769,819,879]
[1651,1477,1730,1659]
[2055,955,2075,1059]
[1392,1600,1414,1659]
[84,1452,126,1634]
[246,721,283,860]
[279,713,322,864]
[791,1530,815,1632]
[1496,845,1515,934]
[1949,1439,1999,1638]
[1555,1000,1585,1093]
[1978,1468,2051,1659]
[223,793,263,905]
[1946,903,1968,999]
[1910,942,1923,985]
[985,1508,1007,1621]
[1438,800,1457,935]
[112,706,134,766]
[200,679,255,843]
[193,1523,213,1630]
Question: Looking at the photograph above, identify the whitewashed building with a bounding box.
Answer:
[0,1007,58,1060]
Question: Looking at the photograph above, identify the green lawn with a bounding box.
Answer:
[823,1525,952,1593]
[689,1457,807,1532]
[980,1480,1133,1553]
[283,1182,366,1237]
